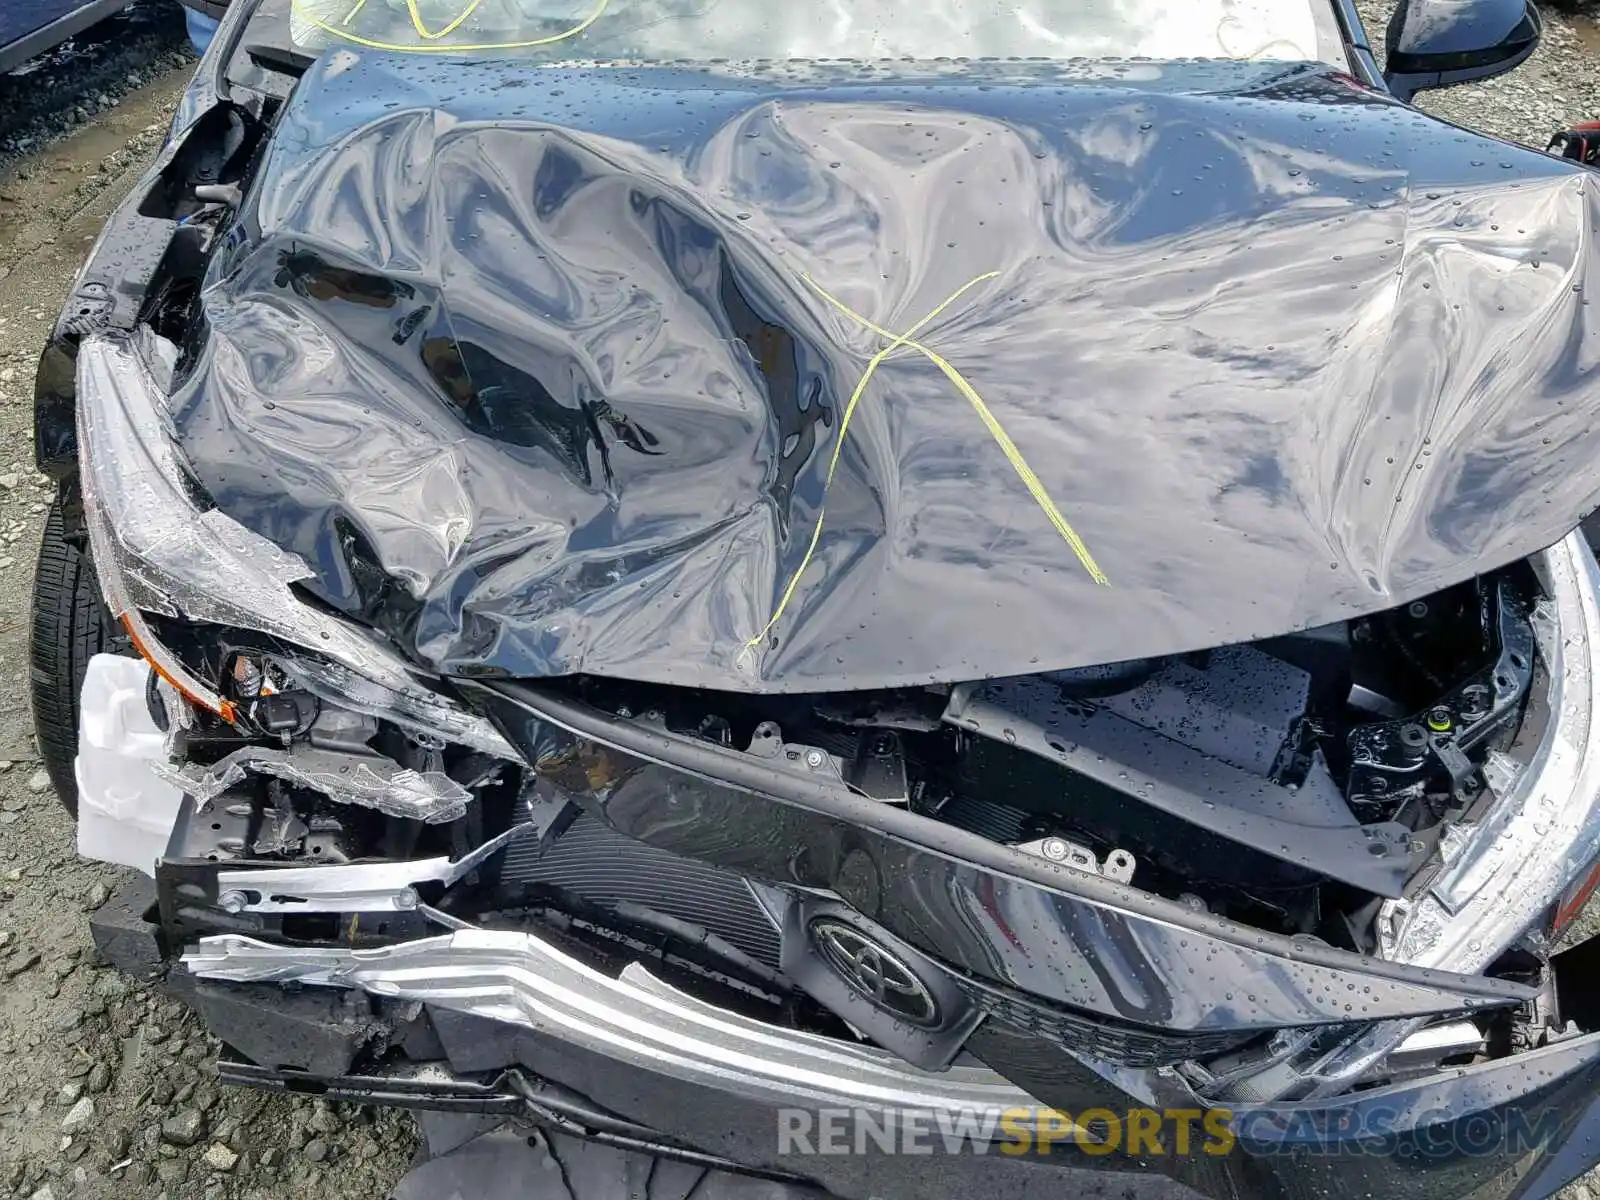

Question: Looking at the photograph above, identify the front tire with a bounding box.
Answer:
[29,496,127,816]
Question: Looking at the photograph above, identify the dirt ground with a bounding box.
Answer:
[0,56,419,1200]
[0,5,1599,1200]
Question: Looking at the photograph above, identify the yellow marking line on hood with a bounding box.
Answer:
[746,271,1108,654]
[290,0,609,52]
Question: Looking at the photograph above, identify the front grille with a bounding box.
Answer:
[498,815,1247,1068]
[498,815,782,969]
[974,987,1255,1067]
[932,794,1031,844]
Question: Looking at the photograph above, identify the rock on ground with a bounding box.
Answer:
[0,2,192,178]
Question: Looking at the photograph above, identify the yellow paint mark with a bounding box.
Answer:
[746,272,1107,653]
[290,0,609,53]
[340,0,367,25]
[811,280,1109,588]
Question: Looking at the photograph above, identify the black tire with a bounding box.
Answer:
[29,497,128,816]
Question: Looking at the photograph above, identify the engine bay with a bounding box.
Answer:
[534,567,1539,952]
[154,561,1542,964]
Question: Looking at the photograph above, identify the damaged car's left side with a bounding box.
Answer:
[69,314,541,956]
[28,35,531,997]
[30,29,521,819]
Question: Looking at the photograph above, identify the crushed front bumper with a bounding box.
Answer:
[179,925,1600,1200]
[81,849,1600,1200]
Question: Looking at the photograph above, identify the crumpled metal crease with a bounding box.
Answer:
[75,330,518,759]
[154,743,473,824]
[171,54,1600,691]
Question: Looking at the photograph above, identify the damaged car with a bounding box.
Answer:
[30,0,1600,1195]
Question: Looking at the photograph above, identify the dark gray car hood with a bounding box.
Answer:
[172,53,1600,690]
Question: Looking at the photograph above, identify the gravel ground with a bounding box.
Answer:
[1360,0,1600,141]
[0,5,1598,1199]
[0,2,193,177]
[0,28,420,1200]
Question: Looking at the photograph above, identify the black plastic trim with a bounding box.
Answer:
[469,680,1533,1030]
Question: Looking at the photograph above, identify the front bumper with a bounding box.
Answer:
[132,880,1600,1200]
[81,520,1600,1200]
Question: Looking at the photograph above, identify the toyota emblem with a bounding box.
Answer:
[809,918,940,1027]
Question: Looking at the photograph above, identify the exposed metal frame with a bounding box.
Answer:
[183,930,1049,1118]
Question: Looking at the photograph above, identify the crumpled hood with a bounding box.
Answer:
[173,53,1600,690]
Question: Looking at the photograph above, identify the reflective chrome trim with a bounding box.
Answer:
[160,743,473,825]
[1383,1020,1484,1074]
[1379,531,1600,971]
[214,825,533,914]
[214,860,443,914]
[182,930,1041,1114]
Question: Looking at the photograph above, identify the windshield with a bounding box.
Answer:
[270,0,1346,65]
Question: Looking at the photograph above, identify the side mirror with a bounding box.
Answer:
[1548,122,1600,167]
[1384,0,1541,103]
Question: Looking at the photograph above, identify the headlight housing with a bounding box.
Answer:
[75,329,517,760]
[1206,530,1600,1103]
[1376,531,1600,974]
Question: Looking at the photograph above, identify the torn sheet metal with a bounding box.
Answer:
[172,53,1600,691]
[156,743,473,824]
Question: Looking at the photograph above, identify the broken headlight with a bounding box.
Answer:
[75,329,516,760]
[1377,533,1600,973]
